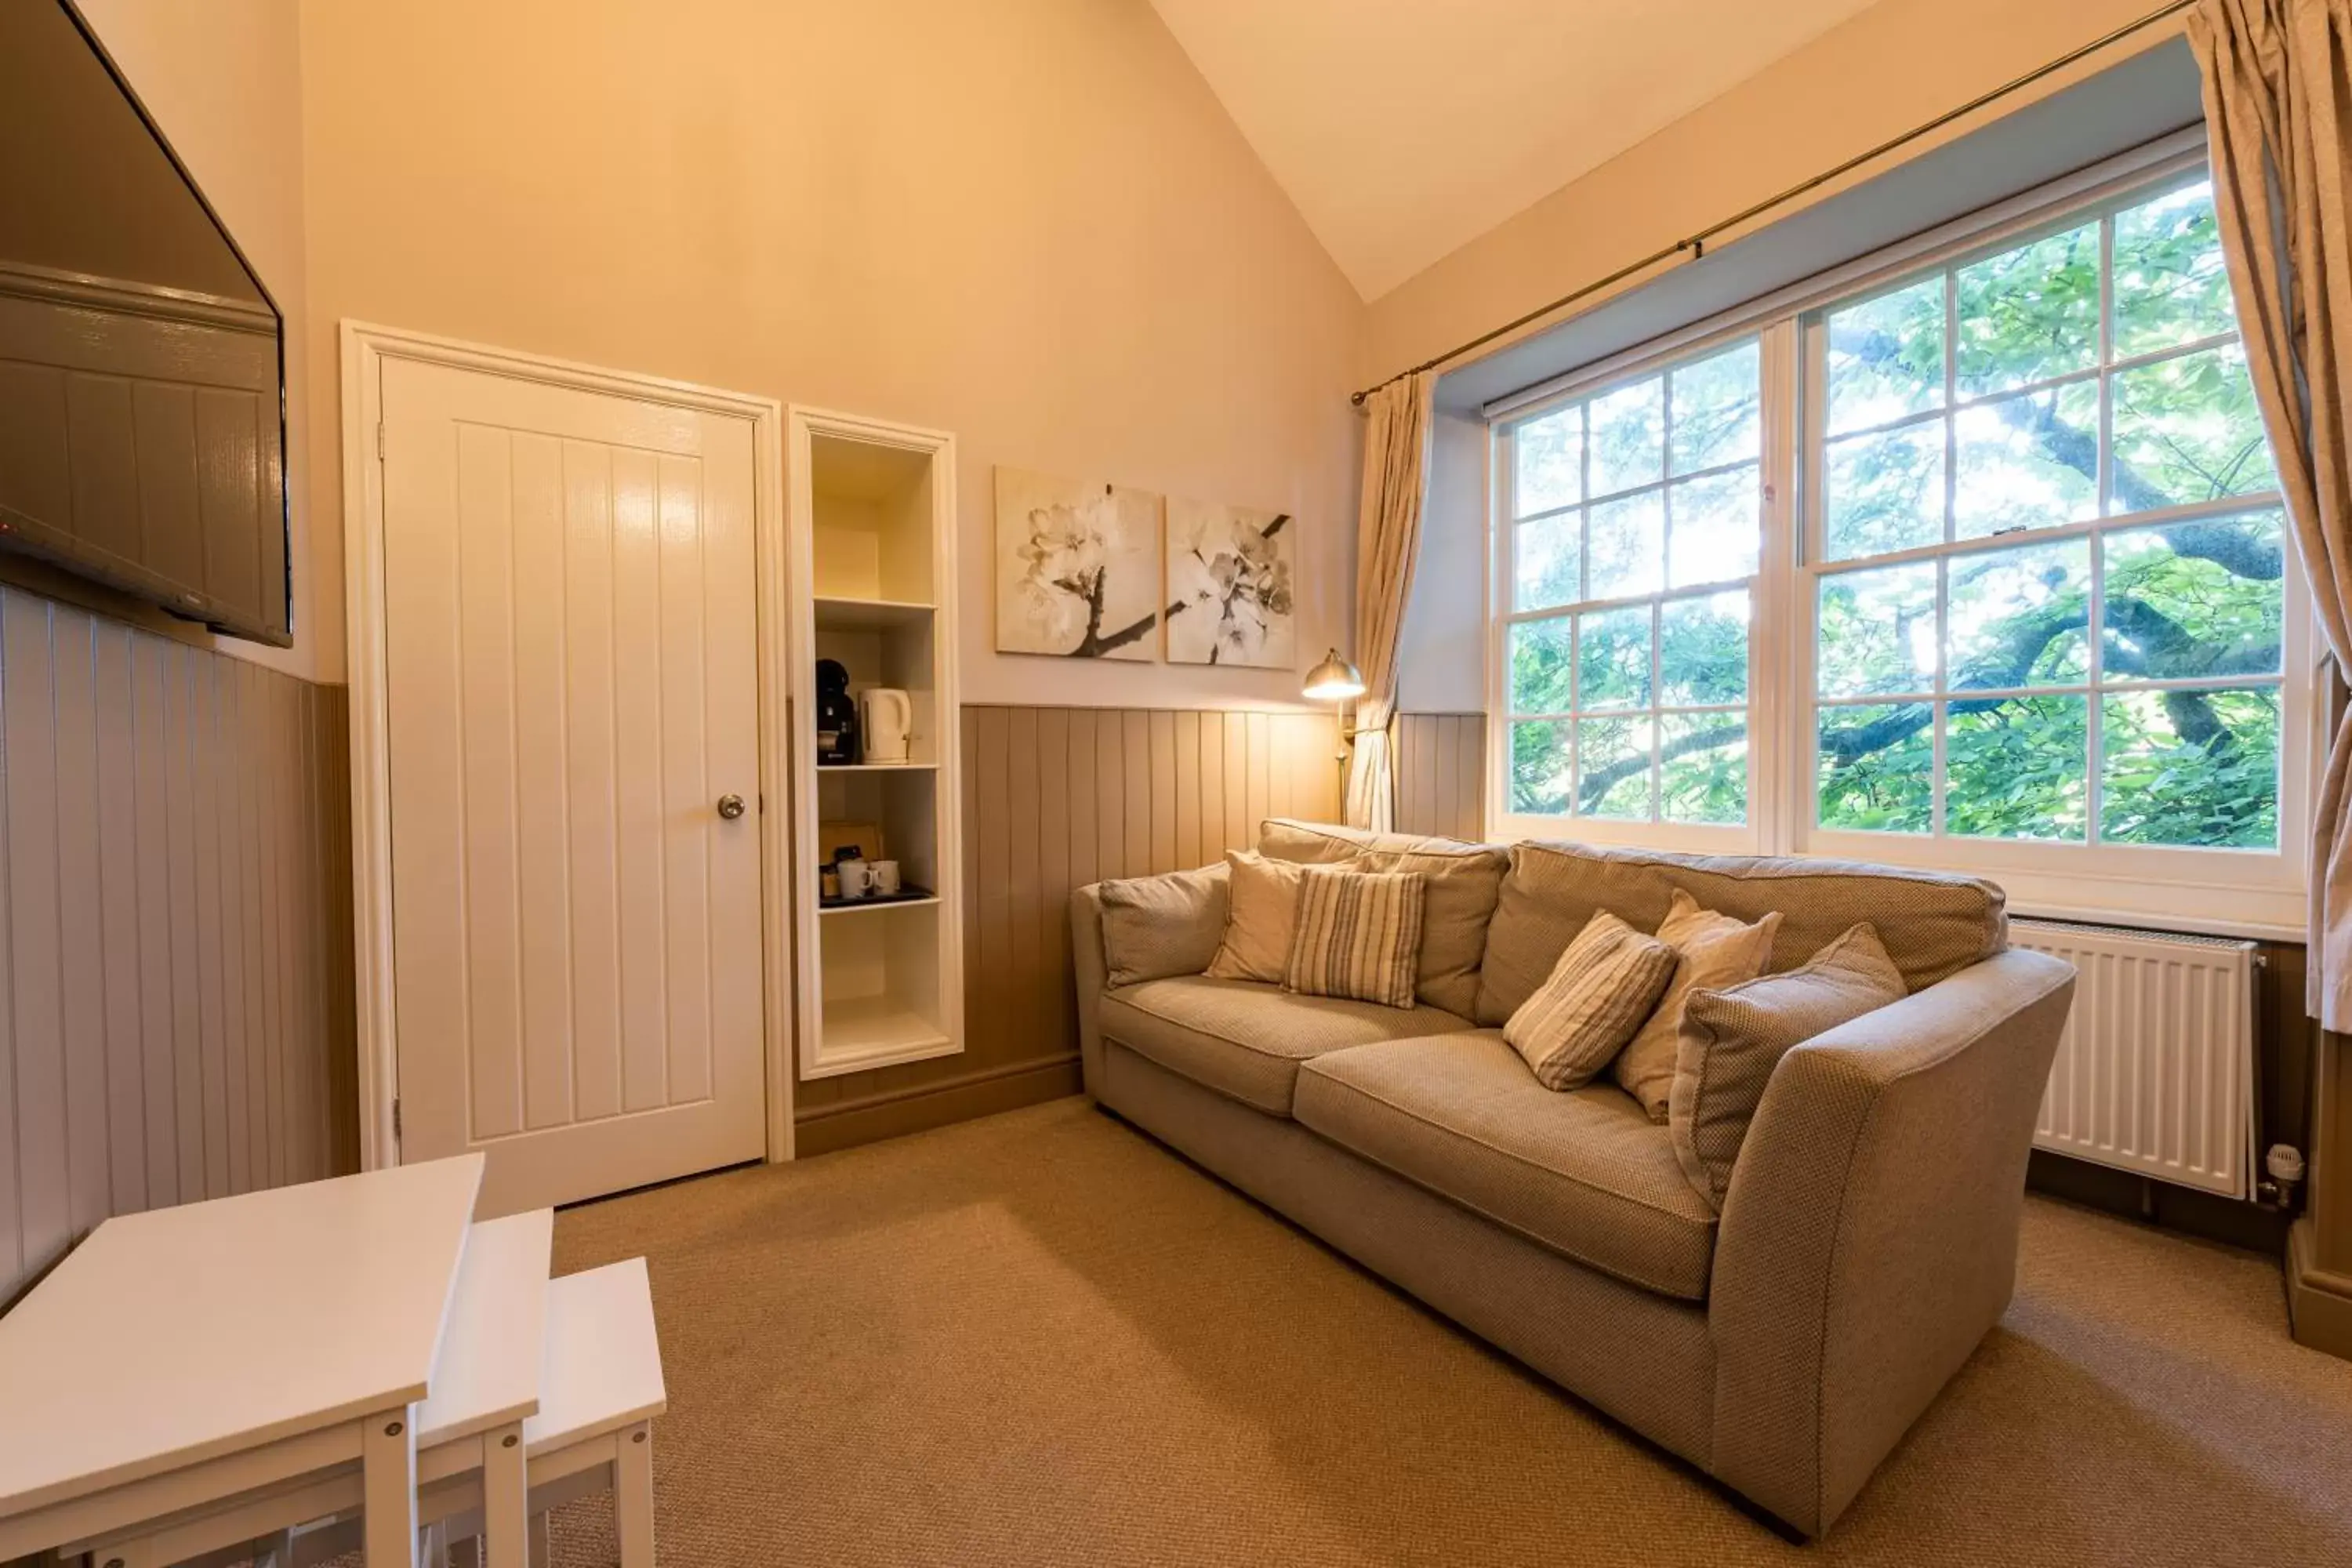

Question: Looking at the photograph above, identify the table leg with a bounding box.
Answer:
[615,1422,655,1568]
[481,1421,527,1568]
[362,1405,419,1568]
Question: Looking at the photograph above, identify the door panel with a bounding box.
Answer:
[379,358,764,1214]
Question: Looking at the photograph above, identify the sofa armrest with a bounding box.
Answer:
[1706,948,2075,1536]
[1071,884,1112,1098]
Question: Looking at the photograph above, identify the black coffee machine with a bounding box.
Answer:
[815,659,860,765]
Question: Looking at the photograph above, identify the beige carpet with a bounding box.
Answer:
[533,1096,2352,1566]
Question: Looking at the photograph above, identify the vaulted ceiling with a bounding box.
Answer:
[1149,0,1883,301]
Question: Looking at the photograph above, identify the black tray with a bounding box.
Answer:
[818,885,935,910]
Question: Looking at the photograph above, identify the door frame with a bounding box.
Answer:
[339,320,797,1174]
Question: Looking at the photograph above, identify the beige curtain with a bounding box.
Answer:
[2189,0,2352,1024]
[1344,372,1435,830]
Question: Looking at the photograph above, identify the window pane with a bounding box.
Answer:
[1660,590,1749,706]
[1578,716,1653,819]
[2100,685,2280,848]
[1947,539,2090,690]
[1577,605,1652,710]
[2103,514,2285,681]
[1953,380,2100,539]
[2114,181,2236,357]
[2111,342,2279,510]
[1955,222,2101,397]
[1817,703,1934,832]
[1827,276,1944,435]
[1588,376,1665,496]
[1825,422,1945,560]
[1515,407,1584,517]
[1661,712,1746,825]
[1510,720,1573,815]
[1667,465,1760,587]
[1588,489,1666,599]
[1817,561,1937,697]
[1945,695,2088,841]
[1514,512,1581,611]
[1668,340,1760,474]
[1508,615,1575,713]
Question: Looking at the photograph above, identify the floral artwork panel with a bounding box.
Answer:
[994,466,1164,660]
[1165,497,1296,668]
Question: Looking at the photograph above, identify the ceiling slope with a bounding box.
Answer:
[1149,0,1883,300]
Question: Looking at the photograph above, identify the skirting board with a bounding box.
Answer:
[2288,1217,2352,1361]
[793,1054,1082,1157]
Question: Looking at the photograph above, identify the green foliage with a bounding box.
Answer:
[2101,688,2278,848]
[1815,180,2285,851]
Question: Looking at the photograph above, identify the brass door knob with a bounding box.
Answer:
[717,793,746,820]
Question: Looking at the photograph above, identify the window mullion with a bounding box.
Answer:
[2089,211,2116,847]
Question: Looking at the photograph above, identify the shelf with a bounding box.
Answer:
[819,891,940,915]
[815,760,938,773]
[814,595,935,631]
[811,996,954,1075]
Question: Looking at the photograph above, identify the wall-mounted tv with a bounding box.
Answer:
[0,0,290,645]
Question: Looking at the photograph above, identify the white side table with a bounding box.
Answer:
[0,1155,485,1567]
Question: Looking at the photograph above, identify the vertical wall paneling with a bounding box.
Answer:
[793,703,1339,1153]
[0,586,355,1304]
[1393,713,1486,842]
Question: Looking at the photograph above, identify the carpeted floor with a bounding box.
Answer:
[534,1095,2352,1566]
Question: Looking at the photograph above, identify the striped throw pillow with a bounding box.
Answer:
[1283,865,1426,1008]
[1504,912,1681,1091]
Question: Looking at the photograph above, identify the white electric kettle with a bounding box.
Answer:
[860,688,913,763]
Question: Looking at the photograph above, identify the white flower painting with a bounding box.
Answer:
[994,466,1164,660]
[1165,497,1295,668]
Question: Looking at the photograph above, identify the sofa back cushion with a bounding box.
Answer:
[1258,816,1416,863]
[1259,820,1506,1017]
[1474,840,2006,1026]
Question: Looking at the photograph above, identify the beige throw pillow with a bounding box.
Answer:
[1097,862,1229,988]
[1204,851,1309,985]
[1503,912,1681,1091]
[1359,844,1508,1018]
[1615,891,1781,1121]
[1284,865,1426,1009]
[1670,922,1906,1209]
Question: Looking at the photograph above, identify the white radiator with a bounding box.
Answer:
[2010,919,2259,1200]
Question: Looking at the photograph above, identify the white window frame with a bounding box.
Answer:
[1486,321,1798,854]
[1484,132,2314,939]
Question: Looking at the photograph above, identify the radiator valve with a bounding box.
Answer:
[2259,1143,2307,1207]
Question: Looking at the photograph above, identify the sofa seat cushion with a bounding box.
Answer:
[1294,1032,1719,1300]
[1098,976,1474,1117]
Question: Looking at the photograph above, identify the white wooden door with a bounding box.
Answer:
[376,357,766,1214]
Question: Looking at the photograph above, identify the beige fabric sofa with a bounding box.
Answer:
[1070,819,2076,1537]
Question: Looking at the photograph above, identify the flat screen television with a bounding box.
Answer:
[0,0,290,645]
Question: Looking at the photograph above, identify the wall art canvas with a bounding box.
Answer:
[994,466,1164,660]
[1165,496,1295,668]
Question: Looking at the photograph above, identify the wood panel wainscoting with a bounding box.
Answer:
[792,706,1342,1155]
[1392,713,1485,843]
[0,586,358,1304]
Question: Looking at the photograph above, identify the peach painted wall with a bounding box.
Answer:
[74,0,322,683]
[1363,0,2185,389]
[294,0,1366,705]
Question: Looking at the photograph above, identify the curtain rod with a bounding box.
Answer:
[1350,0,2200,407]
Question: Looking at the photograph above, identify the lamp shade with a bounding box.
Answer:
[1302,648,1366,702]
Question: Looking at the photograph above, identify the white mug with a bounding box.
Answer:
[872,860,902,897]
[836,856,873,899]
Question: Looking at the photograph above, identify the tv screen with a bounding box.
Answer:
[0,0,290,645]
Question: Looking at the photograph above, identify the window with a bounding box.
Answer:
[1501,338,1764,833]
[1806,175,2287,853]
[1490,150,2307,932]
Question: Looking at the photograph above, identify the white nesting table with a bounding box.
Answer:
[0,1154,485,1567]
